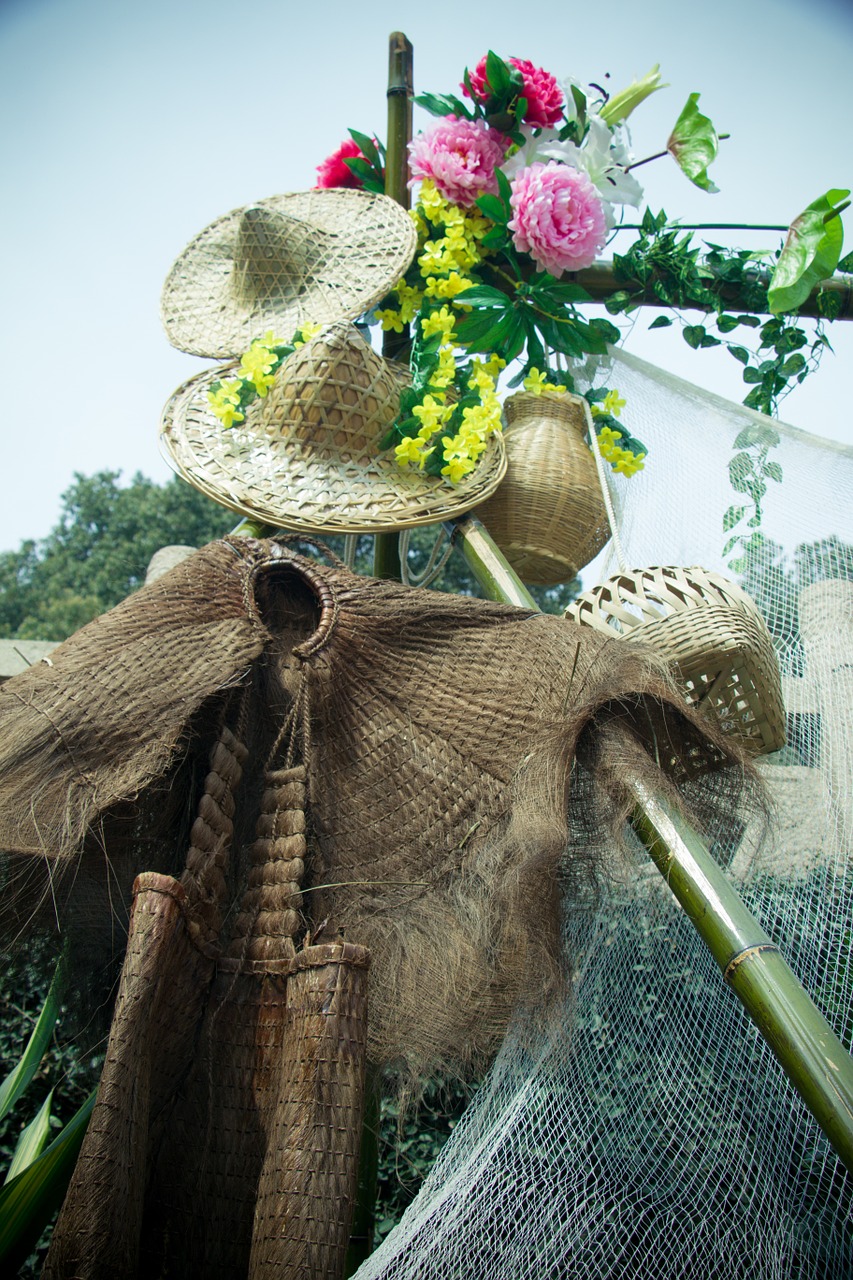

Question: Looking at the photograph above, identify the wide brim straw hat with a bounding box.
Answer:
[160,321,507,533]
[160,189,418,358]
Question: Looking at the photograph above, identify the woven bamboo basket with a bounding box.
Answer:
[475,391,611,586]
[565,565,786,755]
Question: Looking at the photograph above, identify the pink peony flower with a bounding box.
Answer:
[316,138,372,189]
[408,117,508,208]
[508,162,608,276]
[464,56,563,129]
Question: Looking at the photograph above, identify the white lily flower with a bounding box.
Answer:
[500,116,644,210]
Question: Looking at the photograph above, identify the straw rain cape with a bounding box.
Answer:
[0,538,753,1280]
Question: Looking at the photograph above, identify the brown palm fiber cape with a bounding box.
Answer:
[0,538,756,1280]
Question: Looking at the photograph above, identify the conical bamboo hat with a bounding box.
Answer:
[160,189,417,358]
[161,321,506,533]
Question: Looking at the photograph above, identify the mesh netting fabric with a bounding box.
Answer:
[353,351,853,1280]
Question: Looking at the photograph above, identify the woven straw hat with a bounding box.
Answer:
[161,321,507,533]
[160,189,418,358]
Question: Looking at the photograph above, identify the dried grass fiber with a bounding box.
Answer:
[0,538,757,1279]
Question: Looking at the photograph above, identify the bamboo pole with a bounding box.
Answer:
[447,514,853,1177]
[373,32,413,584]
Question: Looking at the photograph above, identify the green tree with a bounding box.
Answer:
[0,472,230,640]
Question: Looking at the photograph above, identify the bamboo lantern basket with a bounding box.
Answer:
[475,391,611,586]
[566,565,787,755]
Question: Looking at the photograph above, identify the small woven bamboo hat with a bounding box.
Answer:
[161,321,507,533]
[565,565,786,755]
[160,189,418,358]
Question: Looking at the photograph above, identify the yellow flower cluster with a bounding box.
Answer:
[207,325,323,428]
[596,424,646,476]
[378,181,490,332]
[523,368,567,396]
[394,304,505,483]
[591,388,627,418]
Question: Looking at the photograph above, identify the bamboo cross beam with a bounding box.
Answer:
[564,262,853,321]
[444,512,853,1177]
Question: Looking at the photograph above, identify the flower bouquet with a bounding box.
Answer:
[314,50,848,504]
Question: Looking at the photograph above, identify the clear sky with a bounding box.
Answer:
[1,0,851,552]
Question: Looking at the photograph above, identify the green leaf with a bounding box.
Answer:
[667,93,720,193]
[727,346,750,365]
[723,505,746,532]
[768,189,850,315]
[838,250,853,273]
[452,285,509,307]
[0,960,64,1123]
[485,50,511,96]
[649,315,673,329]
[348,129,379,167]
[413,92,473,120]
[474,194,507,223]
[742,366,764,384]
[780,353,807,377]
[716,314,742,333]
[495,168,513,206]
[5,1090,54,1183]
[683,324,708,349]
[537,281,592,304]
[0,1089,96,1274]
[765,461,784,483]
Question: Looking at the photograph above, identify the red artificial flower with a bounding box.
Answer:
[464,56,564,129]
[316,138,371,189]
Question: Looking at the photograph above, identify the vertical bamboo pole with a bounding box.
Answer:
[448,517,853,1176]
[373,32,413,584]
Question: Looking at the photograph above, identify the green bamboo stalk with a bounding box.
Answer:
[630,783,853,1175]
[373,31,413,585]
[448,515,853,1176]
[444,516,537,608]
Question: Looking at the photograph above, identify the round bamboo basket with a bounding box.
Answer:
[475,392,611,586]
[565,565,786,755]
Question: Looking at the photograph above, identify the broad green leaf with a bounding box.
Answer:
[474,194,508,224]
[5,1090,54,1183]
[452,285,509,307]
[649,315,672,329]
[667,94,720,193]
[727,346,750,366]
[768,189,850,315]
[0,1089,96,1274]
[0,961,64,1123]
[723,505,746,532]
[538,281,592,304]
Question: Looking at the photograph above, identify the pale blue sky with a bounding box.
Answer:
[1,0,851,551]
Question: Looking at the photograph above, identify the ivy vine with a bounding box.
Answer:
[604,210,848,571]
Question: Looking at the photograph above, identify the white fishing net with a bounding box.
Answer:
[355,350,853,1279]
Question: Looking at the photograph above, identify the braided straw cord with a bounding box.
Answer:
[248,942,370,1280]
[566,565,786,755]
[161,322,506,534]
[474,391,611,585]
[226,765,307,965]
[181,723,248,950]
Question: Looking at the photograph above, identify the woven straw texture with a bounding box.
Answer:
[475,391,611,586]
[160,190,417,358]
[0,539,758,1278]
[566,565,786,755]
[161,322,507,533]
